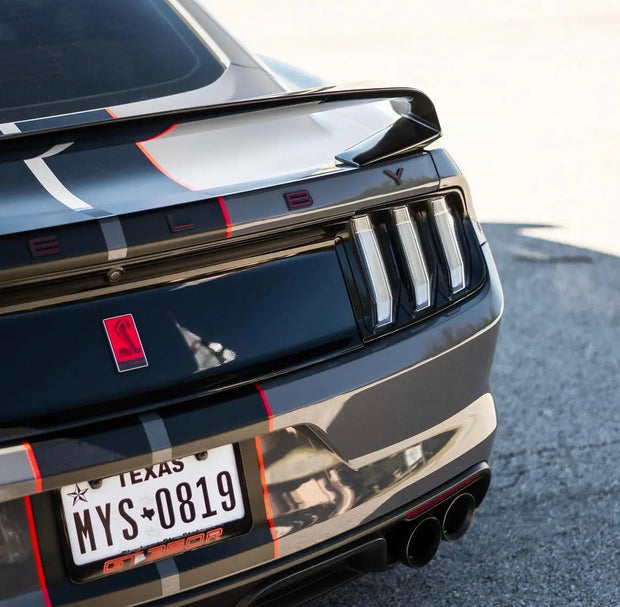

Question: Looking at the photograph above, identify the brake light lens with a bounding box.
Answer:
[429,197,466,293]
[391,206,431,311]
[350,215,393,328]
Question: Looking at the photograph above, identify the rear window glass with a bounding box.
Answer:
[0,0,225,123]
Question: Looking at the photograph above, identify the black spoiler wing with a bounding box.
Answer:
[0,86,441,167]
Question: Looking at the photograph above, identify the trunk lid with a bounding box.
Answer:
[0,88,442,431]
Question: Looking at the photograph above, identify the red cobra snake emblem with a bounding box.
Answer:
[113,319,141,356]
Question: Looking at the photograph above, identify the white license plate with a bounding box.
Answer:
[60,444,245,566]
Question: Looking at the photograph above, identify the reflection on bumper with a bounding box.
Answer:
[260,393,496,557]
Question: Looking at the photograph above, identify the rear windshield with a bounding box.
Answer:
[0,0,225,123]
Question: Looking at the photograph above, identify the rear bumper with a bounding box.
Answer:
[148,463,491,607]
[0,241,502,607]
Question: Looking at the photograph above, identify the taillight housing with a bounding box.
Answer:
[341,191,486,338]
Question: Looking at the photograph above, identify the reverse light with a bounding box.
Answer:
[429,197,466,293]
[350,215,393,328]
[391,206,431,310]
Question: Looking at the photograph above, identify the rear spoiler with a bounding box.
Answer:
[0,86,441,167]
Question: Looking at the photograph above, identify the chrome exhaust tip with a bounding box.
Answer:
[442,492,476,542]
[395,516,442,568]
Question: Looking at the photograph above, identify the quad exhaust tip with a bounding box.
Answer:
[442,492,476,542]
[394,491,478,568]
[394,516,442,568]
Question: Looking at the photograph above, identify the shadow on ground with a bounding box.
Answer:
[308,223,619,607]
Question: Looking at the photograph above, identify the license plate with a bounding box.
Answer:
[60,444,246,569]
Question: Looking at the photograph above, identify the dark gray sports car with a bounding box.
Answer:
[0,2,502,606]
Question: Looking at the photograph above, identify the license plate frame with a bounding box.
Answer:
[57,444,251,581]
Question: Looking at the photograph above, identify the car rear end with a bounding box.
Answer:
[0,3,502,607]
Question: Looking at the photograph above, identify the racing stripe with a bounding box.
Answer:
[24,496,53,607]
[31,422,151,483]
[255,383,273,432]
[103,109,234,234]
[39,142,73,158]
[99,216,128,261]
[105,106,195,191]
[255,436,279,558]
[142,124,180,141]
[136,139,195,191]
[43,136,202,214]
[0,444,39,500]
[12,110,233,239]
[0,126,127,261]
[162,388,270,452]
[23,153,98,213]
[132,122,197,192]
[0,153,93,236]
[156,559,181,597]
[218,196,233,238]
[0,122,100,214]
[139,412,173,464]
[22,441,43,493]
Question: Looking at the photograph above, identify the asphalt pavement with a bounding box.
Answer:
[203,2,620,604]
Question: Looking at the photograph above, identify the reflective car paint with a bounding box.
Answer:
[0,4,501,606]
[9,265,499,604]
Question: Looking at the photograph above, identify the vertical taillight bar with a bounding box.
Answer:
[350,215,393,328]
[429,197,466,293]
[391,206,431,311]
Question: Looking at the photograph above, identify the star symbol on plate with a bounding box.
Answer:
[67,484,89,506]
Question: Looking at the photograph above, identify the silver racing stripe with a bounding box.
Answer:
[99,216,128,261]
[0,122,23,135]
[0,122,94,212]
[38,142,74,158]
[139,412,173,464]
[0,122,130,260]
[140,412,181,598]
[0,444,38,501]
[156,558,181,597]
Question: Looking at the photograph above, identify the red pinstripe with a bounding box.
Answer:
[254,436,279,558]
[22,441,42,493]
[105,108,233,235]
[255,383,273,432]
[24,496,52,607]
